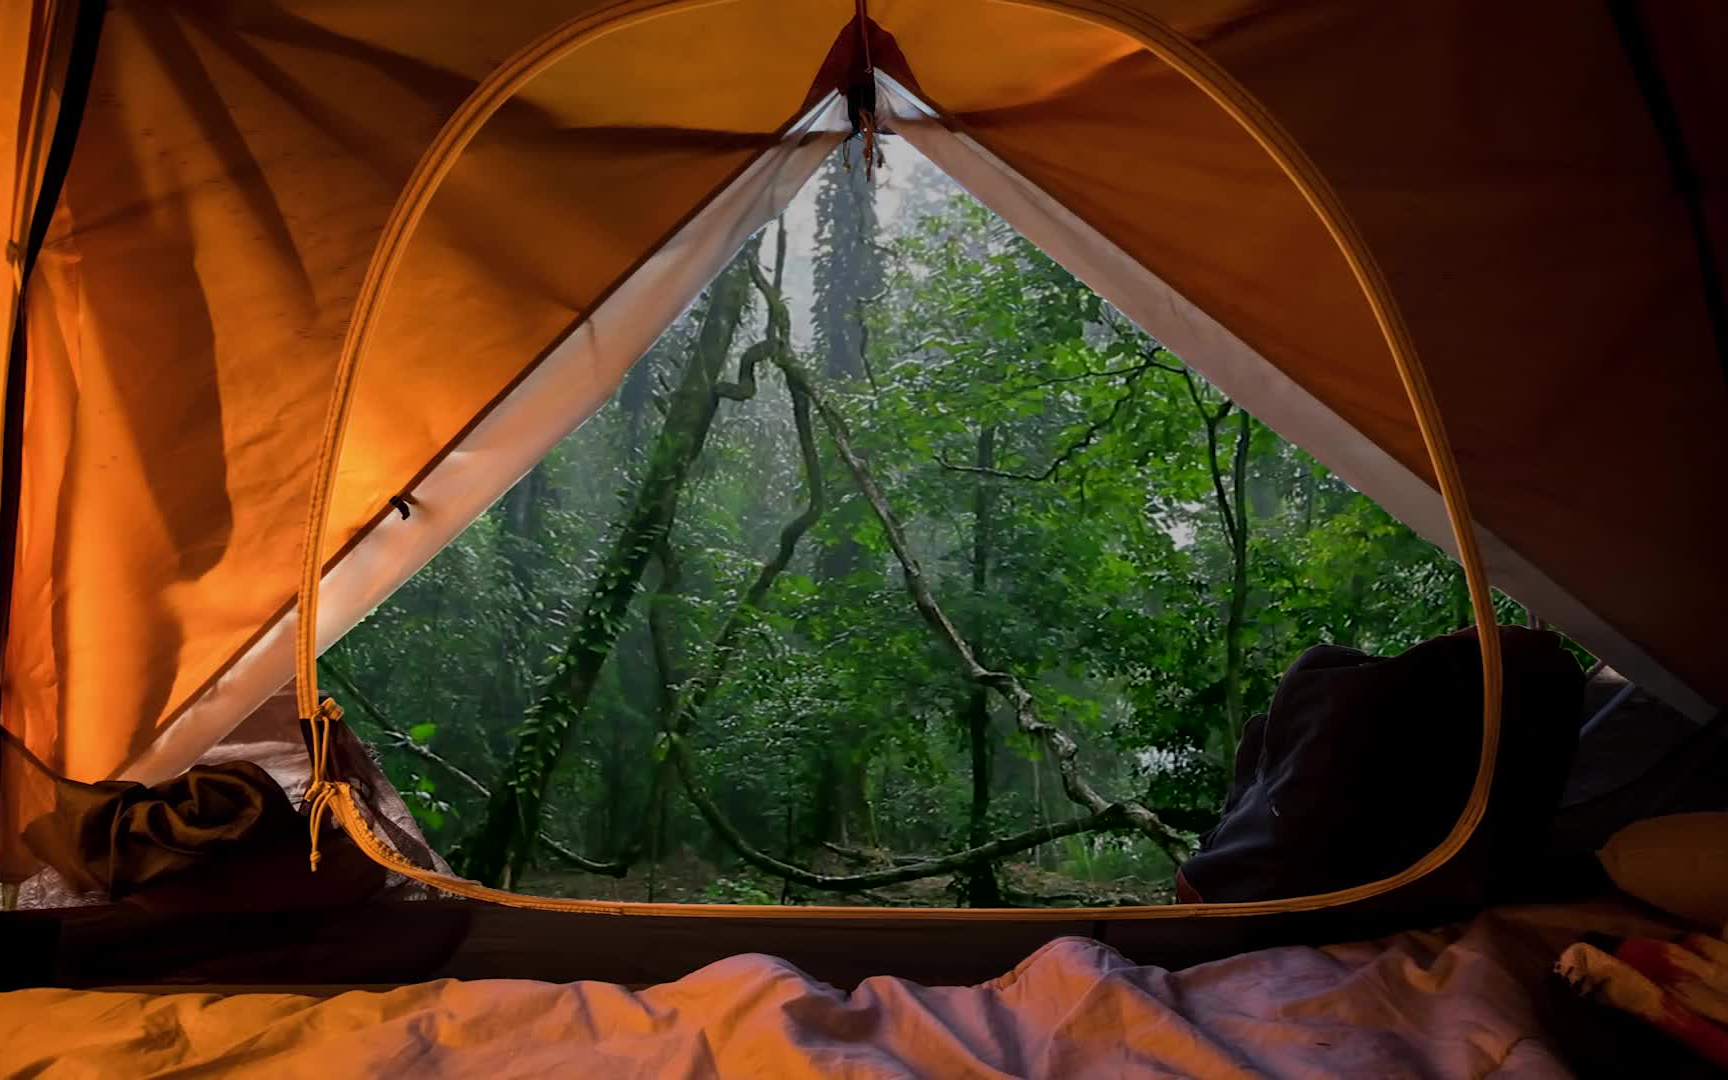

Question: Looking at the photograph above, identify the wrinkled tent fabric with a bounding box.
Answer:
[2,0,86,395]
[3,0,1725,883]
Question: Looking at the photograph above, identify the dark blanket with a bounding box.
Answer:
[1178,626,1585,908]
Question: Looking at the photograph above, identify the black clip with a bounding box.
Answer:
[846,79,878,141]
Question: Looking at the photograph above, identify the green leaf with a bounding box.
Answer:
[408,722,437,744]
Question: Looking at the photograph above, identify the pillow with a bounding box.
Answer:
[1599,813,1728,931]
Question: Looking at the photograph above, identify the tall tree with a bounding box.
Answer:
[809,149,887,845]
[812,152,884,382]
[1177,369,1254,746]
[479,462,555,762]
[455,253,756,887]
[961,423,1002,905]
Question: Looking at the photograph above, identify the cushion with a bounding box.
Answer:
[1599,812,1728,931]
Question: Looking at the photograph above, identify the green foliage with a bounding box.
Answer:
[701,876,779,906]
[406,776,451,832]
[330,149,1583,907]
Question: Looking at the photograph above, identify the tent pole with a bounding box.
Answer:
[1581,681,1639,740]
[288,0,1504,918]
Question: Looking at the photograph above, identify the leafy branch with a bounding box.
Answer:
[934,352,1175,482]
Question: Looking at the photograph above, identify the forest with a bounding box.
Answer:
[324,143,1542,908]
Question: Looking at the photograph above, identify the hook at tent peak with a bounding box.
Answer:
[843,0,884,180]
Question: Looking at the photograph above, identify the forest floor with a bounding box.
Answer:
[519,846,1175,908]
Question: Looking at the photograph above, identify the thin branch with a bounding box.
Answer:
[714,222,789,402]
[771,214,787,291]
[648,538,684,717]
[744,235,792,351]
[318,660,631,877]
[768,351,1191,860]
[857,296,884,396]
[820,840,931,867]
[1231,405,1251,543]
[1183,366,1240,542]
[936,358,1157,482]
[667,732,1124,890]
[1002,886,1155,907]
[1004,358,1183,397]
[851,889,932,907]
[713,340,770,401]
[667,268,825,738]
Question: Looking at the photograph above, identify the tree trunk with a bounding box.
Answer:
[1302,460,1316,532]
[456,257,754,886]
[1187,366,1254,750]
[813,154,877,584]
[810,153,884,843]
[476,463,552,764]
[962,425,1002,906]
[1222,409,1252,744]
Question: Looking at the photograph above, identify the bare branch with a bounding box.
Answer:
[1183,366,1240,542]
[937,356,1158,482]
[1007,358,1183,396]
[857,296,884,396]
[667,733,1124,890]
[820,840,931,868]
[715,223,789,402]
[669,273,824,737]
[713,340,769,401]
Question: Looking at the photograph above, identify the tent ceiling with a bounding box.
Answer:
[3,0,1724,805]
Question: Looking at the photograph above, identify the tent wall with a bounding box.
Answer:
[2,1,858,807]
[123,98,847,785]
[2,0,1724,849]
[2,0,85,389]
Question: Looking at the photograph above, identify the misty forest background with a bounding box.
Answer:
[324,140,1551,907]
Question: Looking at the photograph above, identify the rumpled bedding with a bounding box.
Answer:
[2,901,1671,1079]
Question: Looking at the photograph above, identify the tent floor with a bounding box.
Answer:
[3,897,1454,992]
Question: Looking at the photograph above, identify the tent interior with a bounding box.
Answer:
[3,0,1727,1074]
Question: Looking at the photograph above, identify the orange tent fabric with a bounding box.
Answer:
[3,0,1724,880]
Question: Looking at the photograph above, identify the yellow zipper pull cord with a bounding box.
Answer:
[304,697,343,872]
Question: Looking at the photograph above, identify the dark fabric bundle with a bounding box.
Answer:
[6,724,384,912]
[1177,626,1585,908]
[21,759,297,897]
